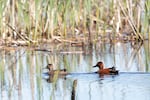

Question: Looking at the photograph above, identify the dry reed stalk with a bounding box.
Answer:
[113,0,121,35]
[118,0,143,41]
[137,1,142,34]
[6,24,34,43]
[116,7,121,34]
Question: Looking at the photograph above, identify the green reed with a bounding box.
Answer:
[0,0,149,42]
[143,0,150,39]
[0,0,2,36]
[143,41,150,72]
[0,60,4,89]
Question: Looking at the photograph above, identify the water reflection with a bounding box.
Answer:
[0,41,150,100]
[67,74,150,100]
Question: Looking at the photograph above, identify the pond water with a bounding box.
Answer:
[0,41,150,100]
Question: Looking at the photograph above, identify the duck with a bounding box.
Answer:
[93,61,119,75]
[44,64,68,75]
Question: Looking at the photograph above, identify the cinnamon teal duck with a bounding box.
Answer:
[93,61,119,75]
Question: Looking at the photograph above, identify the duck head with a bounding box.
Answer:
[93,61,104,70]
[46,64,53,71]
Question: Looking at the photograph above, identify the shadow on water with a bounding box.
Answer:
[0,41,150,100]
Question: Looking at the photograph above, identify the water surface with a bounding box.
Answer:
[0,41,150,100]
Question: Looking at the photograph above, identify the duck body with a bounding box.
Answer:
[48,69,68,75]
[93,61,119,75]
[44,64,68,75]
[97,69,119,75]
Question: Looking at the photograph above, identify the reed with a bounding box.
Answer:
[143,0,150,39]
[143,41,150,72]
[0,61,4,89]
[0,0,149,43]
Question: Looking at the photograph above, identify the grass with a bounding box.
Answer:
[0,0,149,44]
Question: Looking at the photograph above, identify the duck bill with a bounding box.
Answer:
[93,65,97,67]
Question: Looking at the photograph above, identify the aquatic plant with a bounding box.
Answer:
[0,0,149,45]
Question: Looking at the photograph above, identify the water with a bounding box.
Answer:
[0,41,150,100]
[69,73,150,100]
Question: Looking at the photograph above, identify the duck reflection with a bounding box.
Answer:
[43,74,67,83]
[42,64,68,83]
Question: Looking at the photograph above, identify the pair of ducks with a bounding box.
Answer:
[45,61,118,75]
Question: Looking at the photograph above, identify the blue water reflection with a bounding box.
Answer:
[72,73,150,100]
[0,42,150,100]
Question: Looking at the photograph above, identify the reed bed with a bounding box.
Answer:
[0,0,149,45]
